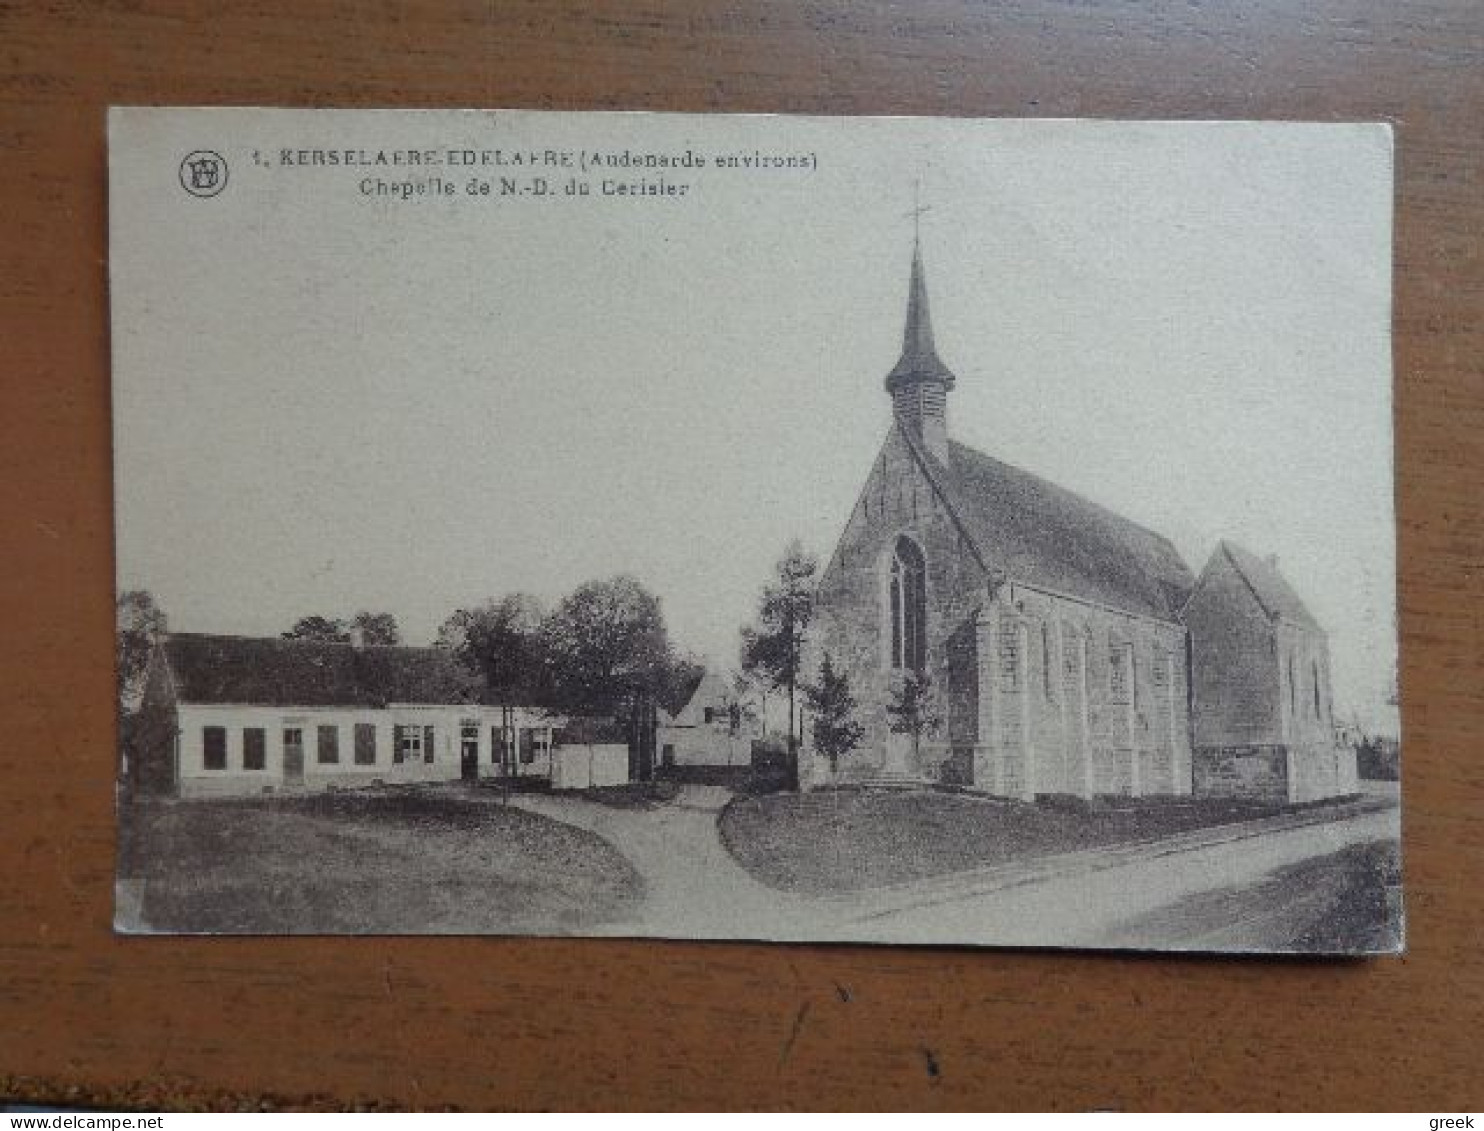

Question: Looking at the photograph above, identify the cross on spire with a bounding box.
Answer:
[906,178,932,246]
[884,180,956,397]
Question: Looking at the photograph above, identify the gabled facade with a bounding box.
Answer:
[1183,542,1357,801]
[808,241,1194,799]
[657,669,757,769]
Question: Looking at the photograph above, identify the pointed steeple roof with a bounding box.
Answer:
[885,238,957,393]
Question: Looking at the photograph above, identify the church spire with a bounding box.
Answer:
[885,237,957,394]
[885,224,956,462]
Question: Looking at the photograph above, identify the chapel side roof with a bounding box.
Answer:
[909,432,1195,621]
[160,633,485,708]
[1211,540,1323,632]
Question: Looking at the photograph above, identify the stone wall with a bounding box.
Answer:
[974,586,1191,798]
[808,424,1193,797]
[1192,744,1289,801]
[1288,741,1361,802]
[1195,741,1360,803]
[808,424,989,781]
[1185,551,1282,748]
[1275,621,1339,749]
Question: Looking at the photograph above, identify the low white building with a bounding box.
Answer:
[134,633,572,798]
[657,670,757,770]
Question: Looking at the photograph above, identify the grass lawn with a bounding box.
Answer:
[1282,838,1403,952]
[118,789,643,934]
[719,789,1321,894]
[1101,837,1403,952]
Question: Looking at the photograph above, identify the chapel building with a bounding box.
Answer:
[806,239,1354,802]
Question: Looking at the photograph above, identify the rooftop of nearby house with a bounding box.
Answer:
[671,670,737,727]
[157,632,488,708]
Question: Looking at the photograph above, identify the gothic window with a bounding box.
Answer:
[1312,659,1322,719]
[888,535,927,672]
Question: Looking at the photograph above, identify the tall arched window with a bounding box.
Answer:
[889,536,927,671]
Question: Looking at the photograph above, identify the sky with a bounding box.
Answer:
[110,111,1398,732]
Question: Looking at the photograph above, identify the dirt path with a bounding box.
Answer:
[510,786,1399,951]
[508,786,822,940]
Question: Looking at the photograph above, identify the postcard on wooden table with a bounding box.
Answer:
[109,108,1401,952]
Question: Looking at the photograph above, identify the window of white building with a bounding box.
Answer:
[203,726,227,770]
[243,727,266,771]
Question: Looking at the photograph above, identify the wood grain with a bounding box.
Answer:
[1,0,1480,1111]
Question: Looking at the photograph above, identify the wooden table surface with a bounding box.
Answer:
[2,0,1480,1112]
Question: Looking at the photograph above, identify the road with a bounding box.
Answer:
[510,786,1400,952]
[834,805,1398,951]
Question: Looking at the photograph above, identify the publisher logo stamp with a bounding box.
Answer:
[179,150,228,198]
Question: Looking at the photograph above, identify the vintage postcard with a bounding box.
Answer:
[110,108,1401,952]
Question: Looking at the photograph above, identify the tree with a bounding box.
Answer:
[433,609,472,651]
[541,576,671,717]
[726,670,762,736]
[349,610,401,646]
[740,540,818,765]
[542,576,676,782]
[283,615,349,643]
[804,652,864,772]
[884,669,940,766]
[116,589,167,712]
[437,594,546,700]
[734,661,770,737]
[437,594,547,780]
